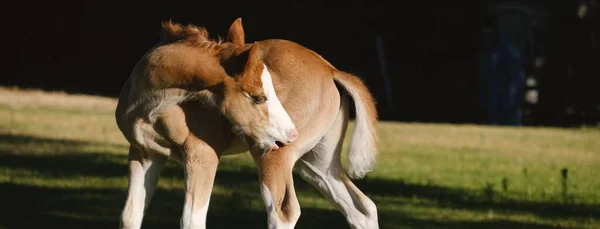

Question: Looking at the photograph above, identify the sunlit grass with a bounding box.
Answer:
[1,86,599,228]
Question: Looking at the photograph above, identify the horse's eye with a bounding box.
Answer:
[252,96,267,104]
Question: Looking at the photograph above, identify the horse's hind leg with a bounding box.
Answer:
[120,145,167,229]
[295,98,379,229]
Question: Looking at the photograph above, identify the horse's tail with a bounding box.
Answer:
[333,71,379,179]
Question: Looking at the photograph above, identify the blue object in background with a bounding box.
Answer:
[481,36,525,126]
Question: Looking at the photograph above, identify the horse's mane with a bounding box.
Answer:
[160,20,223,49]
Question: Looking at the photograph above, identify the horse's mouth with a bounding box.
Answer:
[270,141,286,151]
[275,141,285,148]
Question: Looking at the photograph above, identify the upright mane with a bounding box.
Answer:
[160,20,223,49]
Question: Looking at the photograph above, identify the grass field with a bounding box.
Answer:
[0,86,599,229]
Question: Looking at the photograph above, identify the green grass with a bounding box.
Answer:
[0,87,599,229]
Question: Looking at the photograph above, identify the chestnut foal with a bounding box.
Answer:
[115,18,379,229]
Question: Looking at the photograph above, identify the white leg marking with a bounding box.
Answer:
[260,183,296,229]
[121,171,145,229]
[120,153,165,229]
[261,64,297,143]
[180,198,210,229]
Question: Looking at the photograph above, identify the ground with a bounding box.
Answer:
[0,86,598,229]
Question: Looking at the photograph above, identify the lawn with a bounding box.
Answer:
[0,86,599,229]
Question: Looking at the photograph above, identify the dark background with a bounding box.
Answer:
[5,0,599,127]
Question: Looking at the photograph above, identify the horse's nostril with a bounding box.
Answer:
[289,129,298,141]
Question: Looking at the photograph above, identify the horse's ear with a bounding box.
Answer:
[227,17,245,47]
[238,42,263,86]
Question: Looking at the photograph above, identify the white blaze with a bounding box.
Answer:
[261,64,296,142]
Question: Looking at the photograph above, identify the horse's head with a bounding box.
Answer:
[157,18,297,152]
[219,19,298,152]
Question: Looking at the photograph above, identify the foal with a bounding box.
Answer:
[115,18,379,229]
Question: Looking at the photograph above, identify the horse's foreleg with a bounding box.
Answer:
[180,137,220,229]
[120,145,167,229]
[252,148,300,229]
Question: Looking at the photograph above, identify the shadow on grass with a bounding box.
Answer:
[0,134,597,229]
[0,182,557,229]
